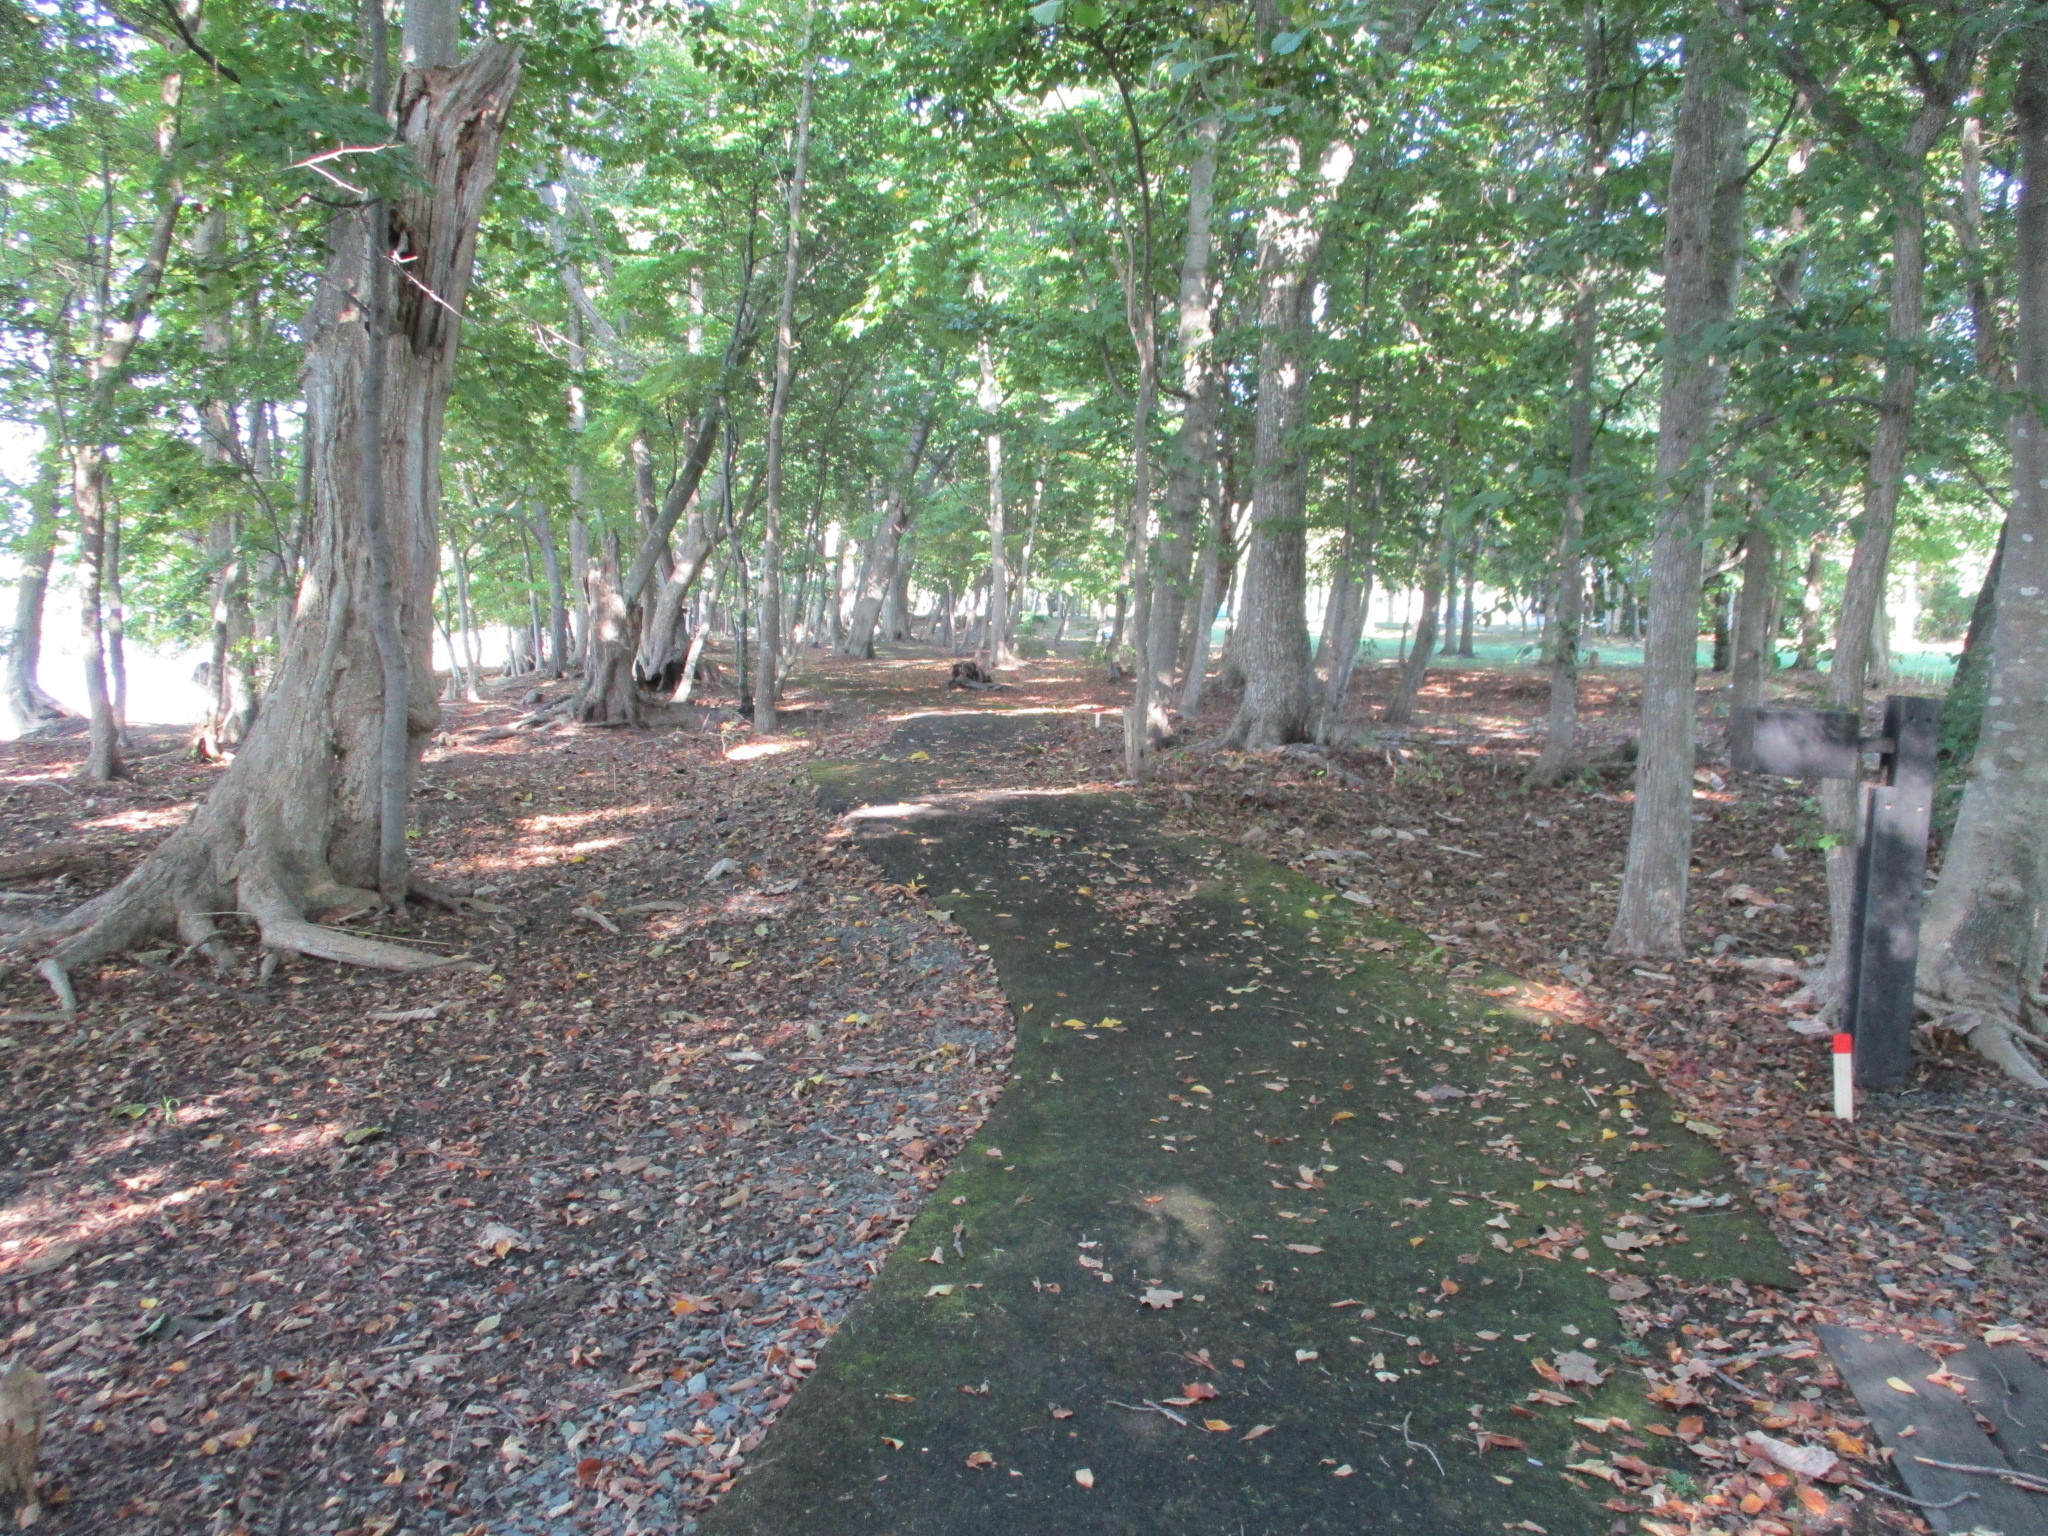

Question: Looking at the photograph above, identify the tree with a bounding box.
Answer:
[1608,8,1748,959]
[15,0,521,1006]
[1917,23,2048,1084]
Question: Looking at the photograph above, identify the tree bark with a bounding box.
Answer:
[1385,505,1453,728]
[1317,495,1377,742]
[754,6,816,729]
[1918,29,2048,1083]
[842,405,935,658]
[1607,14,1747,958]
[977,333,1011,669]
[533,499,569,675]
[1757,8,1977,1009]
[5,463,71,733]
[1792,532,1827,668]
[1725,513,1775,765]
[1181,446,1237,713]
[1151,113,1221,687]
[13,34,521,1005]
[1529,76,1607,788]
[1225,135,1357,749]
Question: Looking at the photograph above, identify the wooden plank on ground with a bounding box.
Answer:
[1958,1343,2048,1482]
[1817,1324,2048,1536]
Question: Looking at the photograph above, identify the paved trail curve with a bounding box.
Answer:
[708,708,1790,1536]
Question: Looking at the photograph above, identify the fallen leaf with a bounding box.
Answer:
[1552,1351,1605,1386]
[1284,1243,1324,1255]
[1242,1424,1273,1442]
[1202,1418,1233,1432]
[1742,1432,1838,1479]
[1074,1467,1095,1489]
[1884,1376,1917,1396]
[965,1450,995,1470]
[1140,1288,1183,1309]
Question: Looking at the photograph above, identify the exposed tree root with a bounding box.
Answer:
[4,838,458,1019]
[1922,998,2048,1089]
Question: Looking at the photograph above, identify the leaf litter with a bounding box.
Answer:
[0,676,1013,1534]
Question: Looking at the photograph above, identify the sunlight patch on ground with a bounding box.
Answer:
[726,739,811,762]
[882,704,1102,725]
[521,805,659,834]
[79,805,194,834]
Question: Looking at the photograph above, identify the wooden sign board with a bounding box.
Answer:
[1728,707,1862,779]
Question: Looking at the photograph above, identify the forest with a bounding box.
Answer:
[1,0,2047,1531]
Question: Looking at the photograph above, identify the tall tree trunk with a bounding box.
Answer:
[842,406,935,658]
[754,6,816,729]
[1919,30,2048,1083]
[1726,513,1775,765]
[1181,453,1237,713]
[17,27,520,1007]
[1318,488,1378,743]
[74,452,125,783]
[1224,135,1356,748]
[450,541,483,702]
[1608,15,1747,958]
[5,463,71,732]
[1456,538,1478,658]
[106,506,128,744]
[568,514,591,664]
[1792,533,1827,668]
[1529,80,1607,793]
[533,499,569,676]
[1385,505,1453,728]
[1009,468,1042,651]
[1150,112,1221,686]
[1762,12,1977,1009]
[978,341,1011,668]
[71,121,184,779]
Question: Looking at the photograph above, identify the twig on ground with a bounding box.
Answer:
[1106,1398,1189,1426]
[1914,1457,2048,1494]
[1850,1475,1979,1511]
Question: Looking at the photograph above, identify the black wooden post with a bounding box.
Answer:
[1844,695,1941,1090]
[1730,694,1941,1093]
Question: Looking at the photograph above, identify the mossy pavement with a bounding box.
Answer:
[705,709,1792,1536]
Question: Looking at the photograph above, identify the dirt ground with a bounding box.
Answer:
[1,645,2038,1536]
[0,669,1013,1536]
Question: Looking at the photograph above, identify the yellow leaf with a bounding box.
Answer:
[1885,1376,1916,1395]
[1202,1419,1233,1433]
[1410,1236,1427,1247]
[1190,1085,1212,1095]
[907,751,932,761]
[1331,1110,1355,1124]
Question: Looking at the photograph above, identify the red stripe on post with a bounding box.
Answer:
[1832,1033,1853,1055]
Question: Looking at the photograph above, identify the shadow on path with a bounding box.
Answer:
[707,710,1791,1535]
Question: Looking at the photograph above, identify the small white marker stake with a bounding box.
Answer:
[1832,1032,1855,1121]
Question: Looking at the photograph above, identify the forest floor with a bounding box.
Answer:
[0,645,2039,1536]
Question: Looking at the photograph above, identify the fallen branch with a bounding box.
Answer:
[1914,1456,2048,1494]
[1850,1474,1978,1510]
[572,906,623,935]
